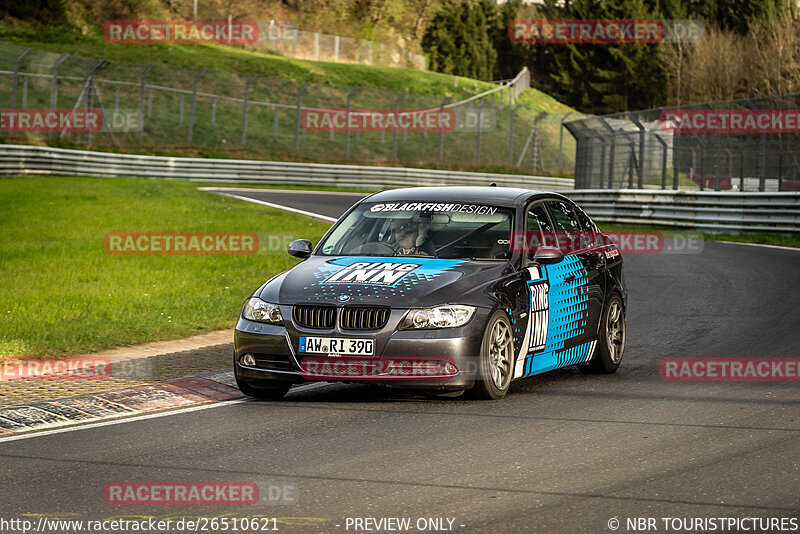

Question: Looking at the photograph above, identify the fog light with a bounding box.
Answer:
[443,362,458,375]
[240,353,256,366]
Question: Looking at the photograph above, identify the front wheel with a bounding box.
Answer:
[581,293,626,374]
[235,376,291,400]
[466,310,515,400]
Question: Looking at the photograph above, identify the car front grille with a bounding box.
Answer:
[292,305,390,330]
[340,307,390,330]
[293,305,336,329]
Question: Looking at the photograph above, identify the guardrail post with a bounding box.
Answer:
[241,74,258,146]
[138,64,154,145]
[10,48,31,109]
[508,104,523,166]
[187,68,207,144]
[345,86,360,160]
[294,82,310,153]
[393,90,408,160]
[558,111,573,173]
[475,99,489,165]
[438,97,451,163]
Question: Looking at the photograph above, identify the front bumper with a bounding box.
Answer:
[234,307,489,390]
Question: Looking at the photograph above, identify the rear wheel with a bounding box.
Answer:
[581,293,625,374]
[467,310,514,400]
[235,376,291,400]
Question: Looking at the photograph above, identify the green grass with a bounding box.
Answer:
[0,176,331,359]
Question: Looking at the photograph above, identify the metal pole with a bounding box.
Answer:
[508,104,523,166]
[50,54,69,112]
[345,86,360,160]
[60,59,104,140]
[241,74,258,146]
[187,68,207,143]
[138,64,154,145]
[10,48,31,109]
[438,97,451,163]
[558,111,573,172]
[294,82,310,153]
[393,91,407,160]
[475,100,489,165]
[759,132,767,192]
[628,114,646,189]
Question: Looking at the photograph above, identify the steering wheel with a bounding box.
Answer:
[353,242,396,255]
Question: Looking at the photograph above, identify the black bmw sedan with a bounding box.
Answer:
[234,186,626,400]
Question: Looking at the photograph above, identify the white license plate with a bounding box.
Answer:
[299,337,374,356]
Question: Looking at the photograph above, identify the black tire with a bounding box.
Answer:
[235,376,291,400]
[580,293,626,374]
[466,310,515,400]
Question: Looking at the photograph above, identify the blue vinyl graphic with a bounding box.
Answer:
[523,255,593,376]
[303,256,464,302]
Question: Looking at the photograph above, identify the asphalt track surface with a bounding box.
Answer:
[1,189,799,533]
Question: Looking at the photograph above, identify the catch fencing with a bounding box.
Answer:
[566,96,800,192]
[0,41,575,175]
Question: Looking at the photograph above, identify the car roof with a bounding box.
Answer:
[363,186,559,207]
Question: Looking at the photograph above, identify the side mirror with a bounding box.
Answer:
[287,239,313,259]
[531,246,564,265]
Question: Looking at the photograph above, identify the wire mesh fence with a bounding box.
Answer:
[566,97,800,192]
[0,41,578,176]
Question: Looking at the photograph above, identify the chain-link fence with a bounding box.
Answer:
[566,97,800,192]
[0,41,578,175]
[252,21,426,70]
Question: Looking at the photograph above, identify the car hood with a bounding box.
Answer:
[258,256,507,308]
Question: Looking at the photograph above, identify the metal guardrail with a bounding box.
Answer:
[1,144,797,233]
[565,190,800,233]
[0,144,572,190]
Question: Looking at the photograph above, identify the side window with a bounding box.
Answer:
[524,203,553,257]
[545,200,584,253]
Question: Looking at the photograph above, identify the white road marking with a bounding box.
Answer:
[199,187,368,197]
[713,240,800,252]
[207,191,338,222]
[0,382,334,443]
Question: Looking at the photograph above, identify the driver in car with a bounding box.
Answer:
[391,220,435,256]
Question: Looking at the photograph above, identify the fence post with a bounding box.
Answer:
[314,32,320,61]
[138,64,154,145]
[292,29,298,55]
[476,99,489,164]
[628,114,646,189]
[241,74,258,146]
[558,111,573,173]
[345,86,360,160]
[759,132,766,192]
[393,91,408,160]
[334,36,340,62]
[211,98,216,125]
[187,68,207,144]
[21,76,28,107]
[438,97,451,163]
[10,48,31,109]
[508,104,523,166]
[295,82,310,153]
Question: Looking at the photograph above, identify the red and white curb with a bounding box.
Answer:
[0,377,242,435]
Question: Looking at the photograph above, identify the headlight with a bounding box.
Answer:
[401,305,476,329]
[242,297,283,324]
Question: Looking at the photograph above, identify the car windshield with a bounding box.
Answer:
[318,202,513,260]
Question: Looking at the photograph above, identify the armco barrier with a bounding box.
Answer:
[1,144,798,233]
[0,144,570,190]
[566,190,800,233]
